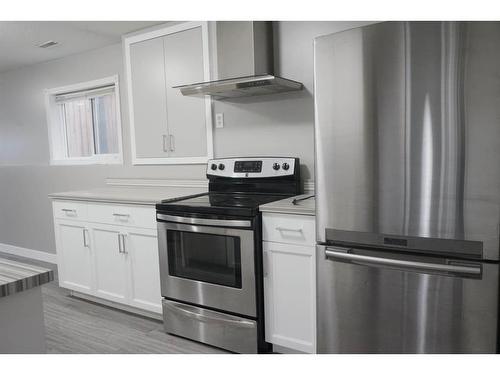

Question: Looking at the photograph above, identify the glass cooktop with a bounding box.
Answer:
[156,192,290,217]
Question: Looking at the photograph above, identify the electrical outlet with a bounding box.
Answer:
[215,113,224,128]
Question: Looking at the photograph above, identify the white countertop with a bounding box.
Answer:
[48,186,208,205]
[259,194,315,216]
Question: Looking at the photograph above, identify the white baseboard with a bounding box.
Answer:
[0,243,57,264]
[70,291,162,321]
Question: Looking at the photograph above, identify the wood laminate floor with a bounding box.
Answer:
[0,252,226,354]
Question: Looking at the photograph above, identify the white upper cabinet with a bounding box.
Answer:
[124,22,213,165]
[129,37,168,159]
[163,28,208,158]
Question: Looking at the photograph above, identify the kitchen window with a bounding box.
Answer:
[45,75,123,165]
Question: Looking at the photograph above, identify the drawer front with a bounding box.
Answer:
[53,200,88,221]
[262,212,316,246]
[87,203,156,229]
[163,299,258,353]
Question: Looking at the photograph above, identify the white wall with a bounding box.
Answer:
[0,21,373,255]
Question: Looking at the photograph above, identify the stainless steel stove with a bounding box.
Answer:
[156,157,301,353]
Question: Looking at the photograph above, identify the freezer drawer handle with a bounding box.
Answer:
[163,301,255,328]
[325,249,481,275]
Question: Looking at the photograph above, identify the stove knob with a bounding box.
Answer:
[282,162,290,171]
[218,163,225,170]
[210,163,217,171]
[272,163,280,171]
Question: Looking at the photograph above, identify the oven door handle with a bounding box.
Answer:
[163,301,255,328]
[157,214,251,228]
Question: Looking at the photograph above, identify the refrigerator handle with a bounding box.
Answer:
[325,248,481,276]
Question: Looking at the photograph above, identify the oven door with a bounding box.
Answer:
[157,215,256,317]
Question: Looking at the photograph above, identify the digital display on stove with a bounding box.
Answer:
[234,160,262,173]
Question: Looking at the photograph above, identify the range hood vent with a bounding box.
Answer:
[175,22,303,100]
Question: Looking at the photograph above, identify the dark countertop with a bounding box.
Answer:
[0,258,54,298]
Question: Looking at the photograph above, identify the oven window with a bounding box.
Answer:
[167,230,242,288]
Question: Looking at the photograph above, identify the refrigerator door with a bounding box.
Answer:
[317,245,499,353]
[314,22,500,260]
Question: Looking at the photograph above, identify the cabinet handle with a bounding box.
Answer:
[117,234,127,254]
[275,226,303,233]
[263,251,269,277]
[169,134,175,151]
[121,234,127,254]
[162,135,168,153]
[118,233,123,253]
[82,229,89,248]
[113,213,130,221]
[62,208,77,216]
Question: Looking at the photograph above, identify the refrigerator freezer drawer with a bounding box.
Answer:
[317,245,499,353]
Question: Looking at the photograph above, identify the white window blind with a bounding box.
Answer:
[46,76,122,165]
[59,84,118,158]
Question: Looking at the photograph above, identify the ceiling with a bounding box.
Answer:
[0,21,165,73]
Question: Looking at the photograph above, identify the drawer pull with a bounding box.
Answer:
[113,213,130,220]
[275,226,303,233]
[62,208,77,215]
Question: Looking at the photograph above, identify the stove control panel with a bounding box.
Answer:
[234,160,262,173]
[207,157,297,178]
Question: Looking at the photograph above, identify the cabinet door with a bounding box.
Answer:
[54,220,92,293]
[264,242,316,353]
[129,37,169,159]
[91,224,128,304]
[163,26,208,158]
[126,228,162,313]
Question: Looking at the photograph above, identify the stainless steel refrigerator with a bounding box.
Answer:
[314,21,500,353]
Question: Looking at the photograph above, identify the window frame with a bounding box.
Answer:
[45,75,124,166]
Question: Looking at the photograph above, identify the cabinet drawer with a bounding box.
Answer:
[262,213,316,246]
[53,200,88,221]
[87,203,156,229]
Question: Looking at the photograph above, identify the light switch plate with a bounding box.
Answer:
[215,113,224,128]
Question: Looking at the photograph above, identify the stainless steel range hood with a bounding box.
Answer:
[175,22,303,100]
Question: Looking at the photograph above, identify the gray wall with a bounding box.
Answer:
[0,21,373,255]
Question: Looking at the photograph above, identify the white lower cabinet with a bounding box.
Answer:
[54,220,92,293]
[127,228,162,312]
[92,224,129,304]
[263,212,316,354]
[53,200,162,316]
